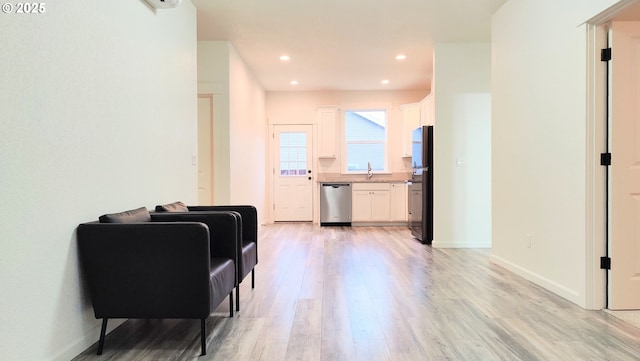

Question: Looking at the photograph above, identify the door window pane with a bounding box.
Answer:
[280,132,307,176]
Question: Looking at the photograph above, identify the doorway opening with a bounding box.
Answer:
[587,0,640,314]
[197,94,214,205]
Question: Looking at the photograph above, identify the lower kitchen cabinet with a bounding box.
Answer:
[390,182,407,222]
[352,190,371,221]
[352,183,406,223]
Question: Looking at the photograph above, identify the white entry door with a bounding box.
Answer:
[273,125,313,221]
[609,21,640,309]
[197,94,214,205]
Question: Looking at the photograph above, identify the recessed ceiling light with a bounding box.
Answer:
[280,55,291,61]
[381,80,390,85]
[395,54,407,60]
[290,80,299,85]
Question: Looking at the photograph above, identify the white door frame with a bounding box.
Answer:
[585,0,638,310]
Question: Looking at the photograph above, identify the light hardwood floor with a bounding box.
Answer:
[72,223,640,360]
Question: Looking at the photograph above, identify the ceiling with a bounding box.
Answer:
[190,0,507,92]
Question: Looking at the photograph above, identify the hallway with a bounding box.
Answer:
[73,224,640,360]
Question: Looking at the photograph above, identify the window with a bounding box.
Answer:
[344,110,387,172]
[279,132,307,176]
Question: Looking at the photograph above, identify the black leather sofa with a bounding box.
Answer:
[155,202,258,312]
[77,207,239,356]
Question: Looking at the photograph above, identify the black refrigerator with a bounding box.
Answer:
[408,125,433,244]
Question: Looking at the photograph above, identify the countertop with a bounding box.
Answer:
[316,173,410,184]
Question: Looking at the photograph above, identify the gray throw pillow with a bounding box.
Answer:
[158,201,189,212]
[99,207,151,223]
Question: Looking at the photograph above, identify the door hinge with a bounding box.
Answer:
[601,48,612,62]
[600,256,611,270]
[600,153,612,166]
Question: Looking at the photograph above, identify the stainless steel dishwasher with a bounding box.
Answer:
[320,183,352,226]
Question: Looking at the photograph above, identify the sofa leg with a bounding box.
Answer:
[251,269,255,289]
[97,318,108,355]
[200,319,206,356]
[229,291,234,317]
[236,285,240,312]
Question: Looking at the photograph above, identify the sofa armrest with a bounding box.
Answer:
[151,212,239,272]
[77,222,211,319]
[187,206,257,244]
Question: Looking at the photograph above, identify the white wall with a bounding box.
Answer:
[491,0,622,307]
[0,1,197,360]
[228,46,267,213]
[432,43,492,248]
[198,41,267,221]
[198,42,232,204]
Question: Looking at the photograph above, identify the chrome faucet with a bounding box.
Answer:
[367,162,373,179]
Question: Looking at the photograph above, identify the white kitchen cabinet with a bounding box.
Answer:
[352,183,402,222]
[370,191,391,221]
[317,106,339,158]
[400,103,421,158]
[352,190,380,221]
[389,182,407,222]
[420,94,434,126]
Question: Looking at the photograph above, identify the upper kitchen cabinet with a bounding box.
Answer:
[400,102,421,158]
[317,106,339,158]
[421,94,434,126]
[400,94,434,158]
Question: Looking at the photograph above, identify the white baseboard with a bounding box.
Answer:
[351,222,408,227]
[490,254,583,307]
[432,240,492,248]
[50,319,125,361]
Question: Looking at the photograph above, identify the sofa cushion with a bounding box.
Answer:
[157,201,189,213]
[99,207,151,223]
